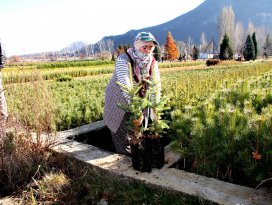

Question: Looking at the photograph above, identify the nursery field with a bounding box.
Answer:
[2,59,272,203]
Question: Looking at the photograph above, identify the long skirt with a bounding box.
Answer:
[110,113,131,156]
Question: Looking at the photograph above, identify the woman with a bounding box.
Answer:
[0,42,8,122]
[103,32,161,155]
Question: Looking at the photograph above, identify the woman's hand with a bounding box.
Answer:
[132,112,144,127]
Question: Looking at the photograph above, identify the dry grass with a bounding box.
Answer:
[0,69,215,204]
[0,72,57,198]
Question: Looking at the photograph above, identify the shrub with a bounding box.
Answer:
[55,75,72,82]
[0,72,57,196]
[206,59,220,66]
[171,75,272,188]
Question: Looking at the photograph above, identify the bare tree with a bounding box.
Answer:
[234,22,245,54]
[247,21,255,36]
[199,32,208,53]
[217,6,235,46]
[186,36,194,59]
[176,41,186,54]
[256,26,272,57]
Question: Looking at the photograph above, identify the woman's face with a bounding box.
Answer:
[139,44,153,54]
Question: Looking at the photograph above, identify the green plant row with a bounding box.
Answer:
[51,78,108,130]
[158,61,204,69]
[35,60,115,69]
[170,72,272,188]
[5,61,272,132]
[3,61,204,84]
[161,61,272,110]
[2,66,114,84]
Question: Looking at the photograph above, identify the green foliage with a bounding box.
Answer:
[51,78,107,130]
[111,52,115,61]
[243,35,255,61]
[171,73,272,187]
[116,66,169,139]
[7,74,57,135]
[219,33,233,60]
[36,60,114,69]
[153,45,161,61]
[55,74,72,82]
[143,78,170,136]
[252,32,258,60]
[116,80,150,139]
[2,66,114,84]
[192,45,199,60]
[159,61,204,68]
[2,56,272,199]
[263,34,272,59]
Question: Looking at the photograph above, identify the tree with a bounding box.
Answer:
[153,45,161,61]
[263,34,272,59]
[219,33,233,60]
[8,55,21,63]
[111,51,115,61]
[243,34,255,61]
[117,44,125,55]
[256,26,272,56]
[176,41,186,55]
[164,31,179,60]
[192,45,199,60]
[217,6,235,46]
[252,32,258,60]
[186,36,194,59]
[199,32,208,53]
[234,22,245,54]
[247,21,255,36]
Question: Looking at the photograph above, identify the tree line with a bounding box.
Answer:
[116,6,272,62]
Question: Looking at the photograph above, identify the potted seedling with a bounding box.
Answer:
[117,66,170,172]
[143,79,170,168]
[116,69,151,172]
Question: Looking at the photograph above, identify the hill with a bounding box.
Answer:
[99,0,272,48]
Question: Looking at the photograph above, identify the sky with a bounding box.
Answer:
[0,0,205,56]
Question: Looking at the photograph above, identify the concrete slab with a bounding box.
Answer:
[52,120,272,205]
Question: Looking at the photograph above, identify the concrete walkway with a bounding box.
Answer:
[52,120,272,205]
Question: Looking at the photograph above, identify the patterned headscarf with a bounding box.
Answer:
[126,32,159,81]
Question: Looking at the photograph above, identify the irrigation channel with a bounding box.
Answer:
[51,120,272,205]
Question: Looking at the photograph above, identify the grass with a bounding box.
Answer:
[0,62,217,204]
[2,59,271,204]
[12,152,215,205]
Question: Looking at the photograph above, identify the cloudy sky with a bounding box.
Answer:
[0,0,205,56]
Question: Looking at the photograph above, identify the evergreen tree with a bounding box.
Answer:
[153,45,161,61]
[192,45,199,60]
[124,45,128,52]
[219,33,233,60]
[164,31,179,61]
[243,35,255,61]
[252,32,258,60]
[117,44,124,55]
[111,51,115,61]
[263,34,272,59]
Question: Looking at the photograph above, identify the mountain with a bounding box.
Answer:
[60,41,89,53]
[100,0,272,48]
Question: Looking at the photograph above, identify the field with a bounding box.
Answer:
[1,59,272,204]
